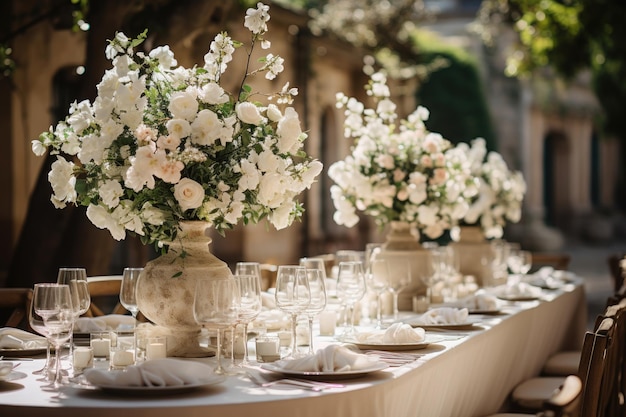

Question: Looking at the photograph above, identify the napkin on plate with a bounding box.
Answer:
[493,282,543,298]
[83,358,215,387]
[414,307,469,325]
[356,323,426,344]
[275,344,375,372]
[0,328,47,350]
[74,314,136,333]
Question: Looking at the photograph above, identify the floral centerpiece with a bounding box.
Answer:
[328,71,477,241]
[458,138,526,239]
[31,2,322,251]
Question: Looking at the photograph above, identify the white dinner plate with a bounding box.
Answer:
[86,375,226,395]
[496,295,540,302]
[404,320,479,330]
[261,361,388,380]
[467,309,502,315]
[345,335,446,351]
[0,370,28,383]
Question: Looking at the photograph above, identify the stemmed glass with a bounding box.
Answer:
[120,267,143,321]
[193,279,239,375]
[56,268,90,360]
[33,283,74,389]
[302,269,327,355]
[336,261,367,340]
[234,274,262,367]
[367,258,390,328]
[28,289,53,379]
[507,249,533,286]
[387,259,410,321]
[274,265,310,359]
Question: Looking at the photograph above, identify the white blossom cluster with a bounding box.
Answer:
[459,138,526,239]
[32,2,322,248]
[328,71,478,240]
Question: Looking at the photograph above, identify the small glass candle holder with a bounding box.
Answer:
[72,346,94,373]
[90,332,112,361]
[109,330,135,370]
[255,334,280,363]
[146,336,167,360]
[318,310,337,336]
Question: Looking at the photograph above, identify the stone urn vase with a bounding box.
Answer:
[136,221,233,357]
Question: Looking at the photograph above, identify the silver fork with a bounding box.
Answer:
[247,371,344,391]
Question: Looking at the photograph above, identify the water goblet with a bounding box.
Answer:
[367,258,390,328]
[274,265,310,358]
[193,279,239,375]
[507,249,532,286]
[28,288,54,379]
[336,261,367,340]
[302,269,327,354]
[33,283,74,389]
[234,274,262,366]
[387,259,411,320]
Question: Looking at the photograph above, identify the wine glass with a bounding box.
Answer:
[120,267,142,320]
[57,267,90,361]
[234,274,262,366]
[507,249,533,286]
[302,268,327,355]
[336,261,367,340]
[274,265,310,358]
[387,259,410,321]
[193,279,239,375]
[367,258,390,329]
[300,257,331,296]
[33,283,74,389]
[28,287,54,379]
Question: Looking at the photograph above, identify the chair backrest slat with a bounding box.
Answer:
[0,288,33,330]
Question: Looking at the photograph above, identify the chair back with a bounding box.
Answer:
[539,375,583,417]
[84,276,127,317]
[0,288,33,330]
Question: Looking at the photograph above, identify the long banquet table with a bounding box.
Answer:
[0,279,587,417]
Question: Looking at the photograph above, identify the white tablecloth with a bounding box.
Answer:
[0,281,586,417]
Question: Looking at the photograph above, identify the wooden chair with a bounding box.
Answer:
[84,276,127,317]
[607,253,626,293]
[259,264,278,291]
[0,288,33,330]
[531,252,571,272]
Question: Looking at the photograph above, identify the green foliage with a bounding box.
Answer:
[412,30,497,150]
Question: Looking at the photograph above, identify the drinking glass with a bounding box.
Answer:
[336,261,367,339]
[388,259,410,320]
[28,288,53,379]
[302,269,327,354]
[120,267,143,320]
[193,279,239,375]
[234,274,262,366]
[507,249,533,286]
[57,267,90,360]
[367,258,390,328]
[300,257,331,296]
[33,283,74,389]
[274,265,310,358]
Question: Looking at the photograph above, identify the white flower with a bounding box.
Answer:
[86,204,126,240]
[149,45,177,69]
[199,82,229,105]
[191,109,222,146]
[236,102,264,125]
[174,178,205,211]
[244,2,270,35]
[269,201,294,230]
[276,107,302,153]
[48,156,77,208]
[168,90,198,121]
[99,180,124,209]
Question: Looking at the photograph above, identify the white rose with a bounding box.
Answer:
[166,118,191,139]
[236,102,264,125]
[199,82,229,105]
[174,178,205,211]
[168,91,199,121]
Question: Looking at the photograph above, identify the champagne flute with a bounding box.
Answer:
[234,274,262,366]
[367,258,390,329]
[57,267,90,361]
[120,267,142,320]
[274,265,310,359]
[193,279,239,375]
[336,261,367,340]
[34,283,74,389]
[302,268,327,355]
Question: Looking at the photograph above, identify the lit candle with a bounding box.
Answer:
[90,338,111,359]
[146,342,167,360]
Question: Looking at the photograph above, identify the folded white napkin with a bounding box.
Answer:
[453,293,499,311]
[251,309,288,330]
[261,292,276,309]
[84,358,215,387]
[415,307,469,325]
[494,282,543,298]
[0,328,47,350]
[356,323,426,344]
[275,344,375,372]
[74,315,136,333]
